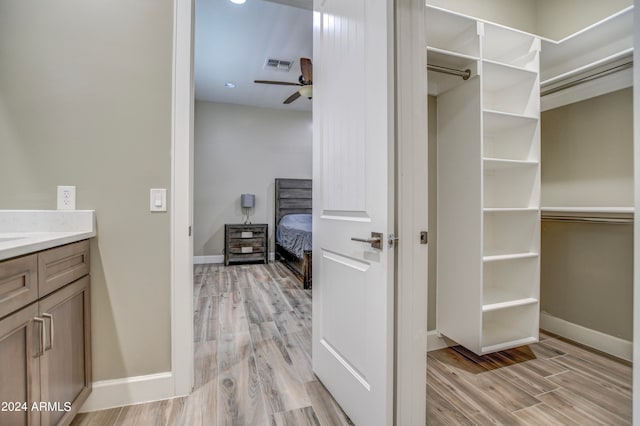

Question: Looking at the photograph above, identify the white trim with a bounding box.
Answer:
[395,0,428,424]
[426,330,455,352]
[632,3,639,421]
[193,252,276,265]
[79,372,174,413]
[540,312,632,362]
[193,255,223,264]
[171,0,195,397]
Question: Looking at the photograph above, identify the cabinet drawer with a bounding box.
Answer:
[228,229,266,239]
[38,240,90,297]
[228,239,266,254]
[0,254,38,319]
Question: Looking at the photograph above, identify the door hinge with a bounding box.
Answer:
[188,226,192,237]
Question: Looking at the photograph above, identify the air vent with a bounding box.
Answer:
[264,58,293,72]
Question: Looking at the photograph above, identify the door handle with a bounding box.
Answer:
[42,313,54,351]
[33,317,46,357]
[351,232,383,249]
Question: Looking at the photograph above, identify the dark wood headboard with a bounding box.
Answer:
[275,178,312,227]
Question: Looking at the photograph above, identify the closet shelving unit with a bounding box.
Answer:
[430,6,541,355]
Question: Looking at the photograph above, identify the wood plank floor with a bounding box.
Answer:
[73,262,633,425]
[72,263,353,426]
[427,331,633,425]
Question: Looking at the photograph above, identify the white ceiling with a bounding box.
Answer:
[195,0,313,111]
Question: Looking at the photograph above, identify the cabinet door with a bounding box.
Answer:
[0,302,41,426]
[39,276,91,426]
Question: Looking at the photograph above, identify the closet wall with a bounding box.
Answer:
[426,0,632,40]
[541,88,633,342]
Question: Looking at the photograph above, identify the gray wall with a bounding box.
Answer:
[194,101,312,256]
[542,89,633,208]
[0,0,173,381]
[541,89,634,340]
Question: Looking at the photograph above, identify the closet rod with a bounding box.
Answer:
[541,216,633,224]
[541,61,632,97]
[427,63,471,80]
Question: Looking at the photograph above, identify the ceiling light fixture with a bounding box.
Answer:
[224,82,236,88]
[229,0,246,4]
[298,85,313,99]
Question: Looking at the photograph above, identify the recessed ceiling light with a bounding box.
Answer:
[229,0,246,4]
[224,82,236,88]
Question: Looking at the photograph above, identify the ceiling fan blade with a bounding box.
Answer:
[254,80,302,86]
[300,58,312,83]
[283,91,301,104]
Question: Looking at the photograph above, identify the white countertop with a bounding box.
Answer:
[0,210,96,261]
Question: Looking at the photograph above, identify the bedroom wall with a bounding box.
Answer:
[541,88,633,341]
[194,101,312,257]
[0,0,173,381]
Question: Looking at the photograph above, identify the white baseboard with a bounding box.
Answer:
[540,312,632,362]
[193,255,223,264]
[80,372,175,413]
[427,330,455,352]
[193,253,275,265]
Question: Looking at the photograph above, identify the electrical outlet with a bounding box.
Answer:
[57,186,76,210]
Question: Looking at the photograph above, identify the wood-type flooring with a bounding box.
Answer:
[72,263,353,426]
[428,331,632,425]
[73,262,632,425]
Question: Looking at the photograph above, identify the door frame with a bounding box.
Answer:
[169,0,429,422]
[171,0,195,397]
[633,1,639,421]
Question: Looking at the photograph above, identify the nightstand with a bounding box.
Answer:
[224,224,268,266]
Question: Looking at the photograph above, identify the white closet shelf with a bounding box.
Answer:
[484,207,538,213]
[483,109,537,121]
[482,297,538,313]
[541,207,634,223]
[426,5,479,58]
[481,337,538,355]
[484,109,538,125]
[483,58,537,75]
[540,7,633,82]
[483,252,539,262]
[541,49,633,87]
[483,62,538,88]
[541,206,633,214]
[484,158,538,169]
[427,46,479,62]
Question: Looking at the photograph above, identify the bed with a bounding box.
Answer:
[275,178,312,289]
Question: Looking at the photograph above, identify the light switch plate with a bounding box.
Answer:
[150,188,167,212]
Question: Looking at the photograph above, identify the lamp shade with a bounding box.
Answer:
[241,194,255,208]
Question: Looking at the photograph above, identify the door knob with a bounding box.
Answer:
[351,232,383,249]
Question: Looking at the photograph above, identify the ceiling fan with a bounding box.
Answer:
[254,57,313,104]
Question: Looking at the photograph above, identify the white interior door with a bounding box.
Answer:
[312,1,395,425]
